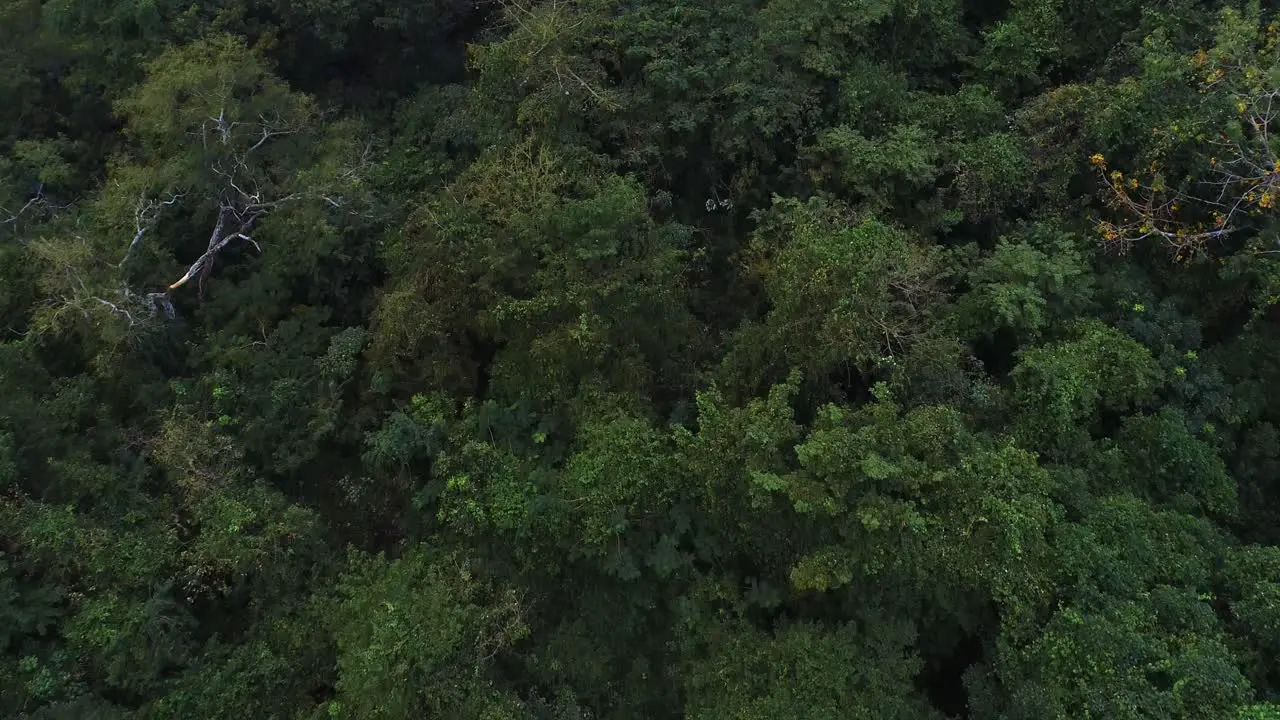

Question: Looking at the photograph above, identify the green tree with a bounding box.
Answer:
[328,548,530,719]
[723,197,944,399]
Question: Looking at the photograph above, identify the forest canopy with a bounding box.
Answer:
[4,0,1280,718]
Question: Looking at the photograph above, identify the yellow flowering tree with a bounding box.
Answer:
[1094,9,1280,260]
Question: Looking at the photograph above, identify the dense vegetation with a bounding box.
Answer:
[4,0,1280,716]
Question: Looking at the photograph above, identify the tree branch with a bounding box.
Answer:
[121,192,184,267]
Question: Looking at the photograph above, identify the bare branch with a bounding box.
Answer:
[167,204,269,291]
[2,186,45,227]
[121,191,185,267]
[1,185,76,241]
[246,112,294,155]
[237,233,262,253]
[95,296,137,326]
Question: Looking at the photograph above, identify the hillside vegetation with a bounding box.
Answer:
[4,0,1280,718]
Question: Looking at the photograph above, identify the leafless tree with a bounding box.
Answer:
[116,107,374,311]
[155,108,308,295]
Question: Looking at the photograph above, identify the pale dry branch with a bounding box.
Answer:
[168,204,264,291]
[2,185,77,242]
[2,187,44,226]
[121,191,185,267]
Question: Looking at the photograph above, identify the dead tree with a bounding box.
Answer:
[117,108,373,313]
[161,108,306,296]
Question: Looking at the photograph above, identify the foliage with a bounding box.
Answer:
[5,0,1280,718]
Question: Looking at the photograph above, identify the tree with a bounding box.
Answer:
[722,196,944,399]
[27,34,373,335]
[682,618,940,720]
[1011,320,1162,456]
[1092,7,1280,259]
[328,548,530,719]
[7,0,1280,715]
[371,140,698,410]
